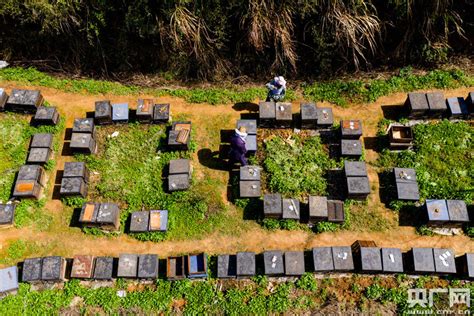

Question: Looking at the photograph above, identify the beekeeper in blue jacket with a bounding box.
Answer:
[266,76,286,102]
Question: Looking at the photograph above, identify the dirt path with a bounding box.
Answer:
[0,81,473,264]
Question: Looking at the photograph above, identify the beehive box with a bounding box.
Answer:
[312,247,334,272]
[70,255,95,279]
[72,118,95,134]
[64,162,90,183]
[94,100,112,125]
[340,120,363,139]
[169,159,191,175]
[0,88,8,111]
[410,248,435,273]
[93,257,114,279]
[33,106,59,126]
[388,125,413,149]
[263,194,282,218]
[394,167,419,201]
[79,203,99,224]
[258,101,276,127]
[245,135,257,154]
[393,168,417,183]
[70,133,97,154]
[344,161,367,177]
[425,199,449,225]
[96,203,120,230]
[426,92,447,118]
[129,211,150,232]
[149,210,168,232]
[138,254,159,279]
[327,200,344,223]
[168,174,190,192]
[152,104,170,124]
[236,252,256,278]
[433,248,456,274]
[466,92,474,117]
[18,164,44,182]
[187,253,208,279]
[112,103,129,123]
[352,241,382,273]
[27,148,52,165]
[13,180,42,199]
[346,176,370,199]
[263,251,284,276]
[41,256,66,281]
[0,266,18,294]
[236,119,257,135]
[31,133,53,149]
[240,165,261,181]
[446,97,469,119]
[217,254,236,278]
[341,139,363,157]
[117,254,138,278]
[136,99,154,122]
[0,203,16,227]
[22,258,42,282]
[284,251,305,276]
[282,198,300,220]
[168,121,191,150]
[167,256,186,280]
[239,181,261,198]
[446,200,469,224]
[405,93,429,118]
[316,108,334,128]
[381,248,404,273]
[332,246,354,271]
[6,89,43,113]
[300,103,317,129]
[456,253,474,279]
[60,177,88,197]
[275,102,292,128]
[308,196,328,222]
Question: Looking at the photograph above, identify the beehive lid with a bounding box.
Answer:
[168,174,190,191]
[93,257,114,279]
[95,100,112,117]
[433,248,456,274]
[346,177,370,195]
[236,119,257,135]
[149,210,168,231]
[426,92,447,111]
[446,97,469,115]
[60,177,85,194]
[240,165,261,181]
[117,254,138,278]
[173,121,191,131]
[313,247,334,271]
[138,254,159,278]
[407,93,429,111]
[79,203,99,223]
[300,103,317,120]
[245,135,257,152]
[393,168,417,183]
[169,159,191,175]
[284,251,305,276]
[236,252,256,276]
[344,161,367,177]
[153,103,170,120]
[72,118,94,133]
[137,99,154,115]
[275,102,292,120]
[70,133,93,148]
[64,162,87,178]
[259,101,276,119]
[7,89,42,106]
[396,182,420,201]
[309,196,328,218]
[96,203,119,224]
[332,246,354,271]
[282,198,300,219]
[112,103,129,121]
[426,200,449,222]
[316,108,334,125]
[446,200,469,222]
[360,247,382,271]
[71,255,95,278]
[263,194,282,216]
[341,139,363,156]
[22,258,42,282]
[217,254,236,278]
[18,165,43,181]
[34,106,57,120]
[412,248,435,272]
[0,203,15,225]
[31,133,53,149]
[41,256,64,281]
[27,148,51,163]
[239,180,261,198]
[0,266,19,293]
[381,248,404,273]
[130,211,150,232]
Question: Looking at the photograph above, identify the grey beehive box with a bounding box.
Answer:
[426,199,449,225]
[332,246,354,271]
[130,211,150,232]
[18,164,44,182]
[0,203,15,226]
[393,168,417,183]
[169,159,191,175]
[6,89,43,113]
[275,102,292,128]
[0,88,8,111]
[300,103,317,129]
[316,107,334,128]
[426,92,447,117]
[240,165,261,181]
[405,93,429,118]
[327,200,344,223]
[112,103,129,123]
[264,194,282,218]
[346,176,370,199]
[313,247,334,272]
[64,162,90,182]
[138,254,159,279]
[33,106,59,125]
[245,135,257,154]
[341,139,363,157]
[358,247,382,272]
[70,133,97,154]
[217,254,236,278]
[381,248,404,273]
[282,198,300,220]
[446,97,469,119]
[239,181,261,198]
[344,161,367,177]
[237,119,257,135]
[285,251,305,276]
[93,257,114,279]
[72,118,95,134]
[41,256,66,281]
[31,133,53,149]
[117,254,138,278]
[96,203,120,230]
[446,200,469,224]
[259,101,276,127]
[27,148,52,165]
[433,248,456,274]
[136,99,154,122]
[79,202,99,224]
[263,251,284,275]
[22,257,42,282]
[0,266,19,294]
[60,177,88,197]
[396,182,420,201]
[309,196,328,222]
[94,100,112,125]
[410,248,435,273]
[340,120,363,139]
[236,252,256,277]
[152,104,170,123]
[168,174,190,192]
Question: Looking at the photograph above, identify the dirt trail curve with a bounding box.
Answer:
[0,81,473,263]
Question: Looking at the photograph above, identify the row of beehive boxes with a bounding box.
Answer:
[95,100,170,124]
[405,91,474,119]
[259,102,334,129]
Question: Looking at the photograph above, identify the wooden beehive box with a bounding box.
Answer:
[312,247,334,272]
[0,88,8,111]
[117,254,138,278]
[258,101,276,127]
[300,103,317,129]
[60,177,88,198]
[409,248,435,273]
[332,246,354,271]
[93,257,114,279]
[167,256,186,280]
[0,203,15,227]
[41,256,66,282]
[22,258,42,283]
[341,139,363,157]
[282,198,300,220]
[138,254,159,279]
[70,255,95,279]
[96,203,120,231]
[275,102,292,128]
[351,240,382,273]
[433,248,456,275]
[149,210,168,232]
[152,104,170,124]
[308,196,328,222]
[64,162,90,183]
[426,92,447,118]
[263,250,284,276]
[388,125,413,149]
[33,106,59,126]
[236,252,256,278]
[236,119,257,135]
[263,194,282,219]
[79,202,99,224]
[340,120,363,139]
[72,118,95,135]
[6,89,44,113]
[217,254,236,279]
[405,93,429,119]
[70,133,97,154]
[27,148,52,165]
[327,200,345,223]
[316,107,334,128]
[284,251,305,276]
[112,103,129,123]
[187,253,208,279]
[381,248,404,273]
[129,211,150,232]
[94,100,112,125]
[446,97,469,119]
[136,99,154,122]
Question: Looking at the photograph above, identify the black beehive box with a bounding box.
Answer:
[239,181,261,198]
[316,108,334,128]
[332,246,354,271]
[466,92,474,117]
[117,254,138,278]
[237,119,257,135]
[300,103,317,129]
[0,203,15,226]
[433,248,456,274]
[138,254,159,279]
[396,182,420,201]
[312,247,334,272]
[264,194,282,218]
[352,242,382,273]
[18,164,44,181]
[60,177,88,197]
[169,159,191,175]
[236,252,256,277]
[282,198,300,220]
[93,257,114,279]
[381,248,404,273]
[64,162,90,183]
[0,88,7,111]
[72,118,95,134]
[94,100,112,125]
[152,104,170,124]
[6,89,44,113]
[263,251,284,275]
[340,120,363,139]
[96,203,120,230]
[70,133,97,154]
[22,258,42,282]
[346,176,370,199]
[456,253,474,279]
[405,93,429,118]
[341,139,363,157]
[344,161,367,177]
[309,196,328,222]
[41,256,65,281]
[275,102,292,128]
[284,251,305,276]
[410,248,435,273]
[79,202,99,224]
[425,199,449,225]
[446,97,469,119]
[240,166,261,181]
[112,103,129,123]
[446,200,469,224]
[31,133,53,149]
[327,200,344,223]
[136,99,154,122]
[245,135,257,154]
[33,106,59,125]
[168,174,190,192]
[259,101,276,127]
[168,122,191,150]
[167,256,185,280]
[130,211,150,232]
[27,148,52,165]
[393,167,417,183]
[426,92,447,118]
[217,254,236,278]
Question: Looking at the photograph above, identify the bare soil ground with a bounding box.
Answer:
[0,82,473,265]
